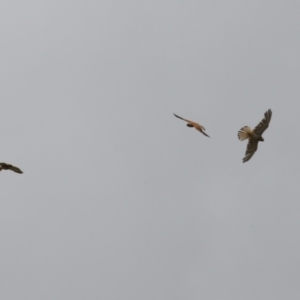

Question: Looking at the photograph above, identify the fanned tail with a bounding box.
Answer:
[238,126,252,141]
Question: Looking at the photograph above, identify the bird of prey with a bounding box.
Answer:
[238,109,272,163]
[173,113,210,137]
[0,163,23,174]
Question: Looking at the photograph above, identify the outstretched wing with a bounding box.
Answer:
[0,163,23,174]
[173,113,191,123]
[9,166,23,174]
[253,109,272,136]
[197,129,210,138]
[243,139,258,163]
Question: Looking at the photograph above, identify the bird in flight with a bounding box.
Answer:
[238,109,272,163]
[173,113,210,137]
[0,163,23,174]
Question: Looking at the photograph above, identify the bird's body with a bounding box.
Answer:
[0,163,23,174]
[238,109,272,162]
[173,113,210,137]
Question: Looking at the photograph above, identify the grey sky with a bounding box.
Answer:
[1,1,300,299]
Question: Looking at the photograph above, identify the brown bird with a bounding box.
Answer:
[173,113,210,137]
[0,163,23,174]
[238,109,272,163]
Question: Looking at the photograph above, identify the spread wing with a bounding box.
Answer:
[0,163,23,174]
[197,128,210,138]
[173,113,191,123]
[243,139,258,163]
[9,166,23,174]
[253,109,272,136]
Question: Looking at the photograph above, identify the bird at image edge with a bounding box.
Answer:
[0,163,23,174]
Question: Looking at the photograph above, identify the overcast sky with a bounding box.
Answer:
[1,1,300,299]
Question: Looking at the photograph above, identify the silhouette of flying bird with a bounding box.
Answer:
[173,113,210,137]
[0,163,23,174]
[238,109,272,163]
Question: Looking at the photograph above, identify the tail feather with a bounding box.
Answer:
[238,126,252,141]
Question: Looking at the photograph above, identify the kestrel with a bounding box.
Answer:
[173,113,210,137]
[0,163,23,174]
[238,109,272,163]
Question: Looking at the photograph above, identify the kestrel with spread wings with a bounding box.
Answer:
[173,113,210,137]
[0,163,23,174]
[238,109,272,163]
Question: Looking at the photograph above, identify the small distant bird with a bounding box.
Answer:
[238,109,272,163]
[0,163,23,174]
[173,113,210,137]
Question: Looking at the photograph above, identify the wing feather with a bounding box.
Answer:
[0,163,23,173]
[9,166,23,174]
[253,109,272,136]
[173,113,191,123]
[243,139,258,163]
[198,129,210,138]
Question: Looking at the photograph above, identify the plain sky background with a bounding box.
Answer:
[1,1,300,299]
